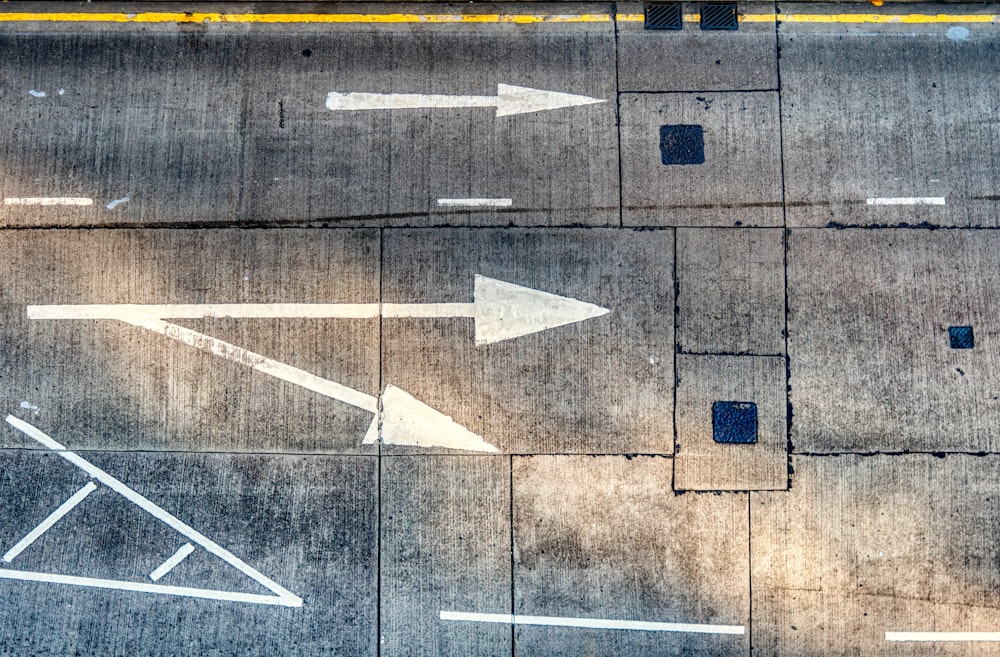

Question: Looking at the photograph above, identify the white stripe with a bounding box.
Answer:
[26,303,473,320]
[4,416,302,607]
[865,197,946,205]
[886,632,1000,642]
[3,197,93,206]
[149,543,195,582]
[3,481,98,563]
[437,198,513,208]
[439,611,745,634]
[0,569,298,606]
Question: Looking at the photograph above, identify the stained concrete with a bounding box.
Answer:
[513,455,749,657]
[380,228,674,454]
[676,227,785,356]
[620,92,783,227]
[674,354,787,491]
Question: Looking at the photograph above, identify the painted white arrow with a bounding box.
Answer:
[326,84,606,117]
[27,276,609,452]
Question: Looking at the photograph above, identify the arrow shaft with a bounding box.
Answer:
[27,303,476,320]
[327,91,496,111]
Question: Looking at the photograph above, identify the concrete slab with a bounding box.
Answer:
[380,228,674,455]
[616,2,778,92]
[0,445,377,656]
[752,454,1000,657]
[620,92,783,227]
[513,455,749,656]
[0,229,380,453]
[779,7,1000,227]
[381,455,511,657]
[676,227,785,356]
[0,5,619,227]
[674,354,787,491]
[788,228,1000,453]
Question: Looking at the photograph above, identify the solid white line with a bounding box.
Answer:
[886,632,1000,642]
[0,569,298,606]
[3,481,98,562]
[439,611,745,634]
[26,303,474,320]
[3,197,93,206]
[437,198,513,208]
[4,416,303,607]
[866,197,946,205]
[149,543,195,582]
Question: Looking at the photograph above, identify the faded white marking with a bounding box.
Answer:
[866,197,946,205]
[4,197,92,206]
[380,385,498,452]
[946,25,970,40]
[3,481,98,562]
[18,401,39,416]
[437,198,513,208]
[149,543,195,581]
[106,195,129,210]
[28,90,45,98]
[327,84,605,117]
[4,415,302,607]
[474,275,609,345]
[440,611,745,634]
[887,632,1000,642]
[57,89,64,96]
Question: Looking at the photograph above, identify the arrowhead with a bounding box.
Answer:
[379,385,499,453]
[495,84,606,117]
[474,275,610,345]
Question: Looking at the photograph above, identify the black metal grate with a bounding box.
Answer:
[644,2,683,30]
[713,401,758,444]
[949,325,975,349]
[700,3,738,30]
[660,125,705,165]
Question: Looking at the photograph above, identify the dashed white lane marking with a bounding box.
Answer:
[437,198,513,208]
[4,197,93,206]
[2,481,98,563]
[866,197,946,205]
[440,611,746,634]
[886,632,1000,642]
[149,543,195,582]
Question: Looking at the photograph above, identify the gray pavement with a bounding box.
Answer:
[0,2,999,655]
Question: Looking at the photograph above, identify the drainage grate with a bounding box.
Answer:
[949,325,975,349]
[712,401,758,444]
[659,125,705,165]
[644,2,683,30]
[700,3,738,30]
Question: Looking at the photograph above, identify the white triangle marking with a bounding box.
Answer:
[0,416,303,607]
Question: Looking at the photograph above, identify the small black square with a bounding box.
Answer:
[645,2,683,30]
[700,3,738,30]
[713,401,758,444]
[949,325,975,349]
[660,125,705,165]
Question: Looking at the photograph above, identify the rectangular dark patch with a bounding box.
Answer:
[949,325,974,349]
[644,2,683,30]
[712,401,758,444]
[700,3,738,30]
[660,125,705,165]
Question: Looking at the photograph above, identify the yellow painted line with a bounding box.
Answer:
[0,11,612,24]
[0,10,994,25]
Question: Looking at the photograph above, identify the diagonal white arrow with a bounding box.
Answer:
[27,276,609,452]
[326,84,606,117]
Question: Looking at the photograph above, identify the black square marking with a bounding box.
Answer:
[713,401,758,444]
[644,2,683,30]
[660,125,705,165]
[949,325,975,349]
[700,3,738,30]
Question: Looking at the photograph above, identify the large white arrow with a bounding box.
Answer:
[27,276,609,453]
[326,84,606,117]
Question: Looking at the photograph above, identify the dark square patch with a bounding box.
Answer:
[644,2,683,30]
[949,325,975,349]
[713,401,758,444]
[700,3,738,30]
[660,125,705,165]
